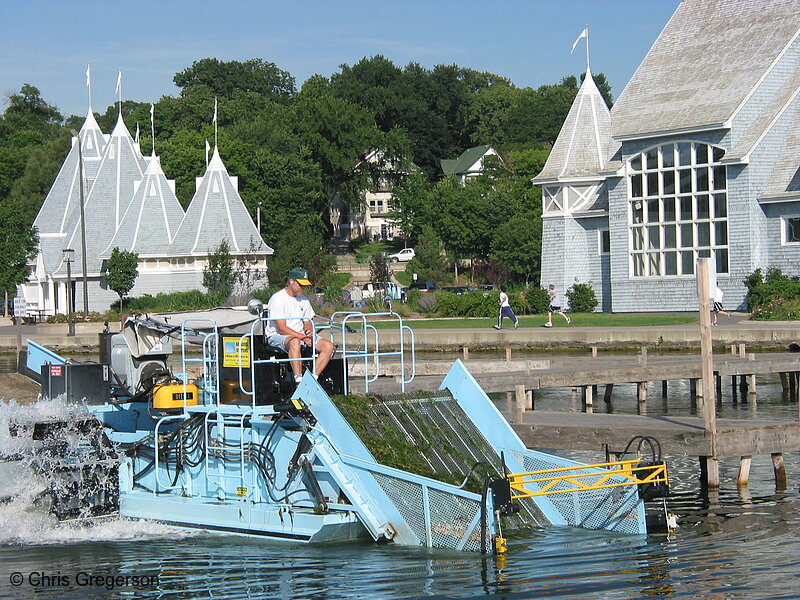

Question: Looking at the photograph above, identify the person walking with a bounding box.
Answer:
[544,284,571,327]
[493,287,519,329]
[711,286,731,325]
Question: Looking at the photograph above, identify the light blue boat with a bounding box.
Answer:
[19,306,667,553]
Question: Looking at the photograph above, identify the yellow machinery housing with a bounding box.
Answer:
[152,382,198,409]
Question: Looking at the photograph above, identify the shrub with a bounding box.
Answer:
[121,290,224,313]
[566,282,598,313]
[524,286,550,314]
[744,267,800,319]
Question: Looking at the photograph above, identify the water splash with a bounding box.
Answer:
[0,396,195,546]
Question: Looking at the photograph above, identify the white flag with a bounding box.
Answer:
[85,64,91,87]
[115,70,122,96]
[571,27,588,54]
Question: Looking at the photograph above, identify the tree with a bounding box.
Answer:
[104,247,139,312]
[0,202,38,297]
[405,227,448,285]
[267,216,337,288]
[370,254,391,284]
[174,58,296,102]
[203,240,236,299]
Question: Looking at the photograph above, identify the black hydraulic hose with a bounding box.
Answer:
[480,476,492,554]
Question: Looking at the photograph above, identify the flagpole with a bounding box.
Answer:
[585,25,591,74]
[86,64,92,112]
[150,103,156,156]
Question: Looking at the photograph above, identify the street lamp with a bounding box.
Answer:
[63,248,75,336]
[69,129,89,316]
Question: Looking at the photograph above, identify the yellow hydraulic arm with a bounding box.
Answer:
[506,458,668,499]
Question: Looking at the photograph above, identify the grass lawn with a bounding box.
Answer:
[361,312,699,329]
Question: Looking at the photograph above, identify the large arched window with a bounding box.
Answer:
[628,142,728,277]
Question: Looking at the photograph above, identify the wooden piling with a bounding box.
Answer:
[505,347,512,362]
[583,385,593,413]
[772,453,787,491]
[463,346,469,361]
[591,346,598,358]
[737,456,752,488]
[603,383,614,403]
[697,258,719,490]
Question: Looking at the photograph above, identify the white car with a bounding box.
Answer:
[387,248,415,262]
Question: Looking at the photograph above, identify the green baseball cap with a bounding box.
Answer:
[288,267,312,286]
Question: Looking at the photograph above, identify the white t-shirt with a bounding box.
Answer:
[499,292,510,307]
[713,287,724,303]
[265,288,314,336]
[549,289,559,307]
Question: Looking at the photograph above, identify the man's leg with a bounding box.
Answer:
[313,338,336,377]
[285,337,304,379]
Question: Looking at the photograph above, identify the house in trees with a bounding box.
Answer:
[532,0,800,312]
[22,109,272,315]
[440,145,499,184]
[332,148,410,242]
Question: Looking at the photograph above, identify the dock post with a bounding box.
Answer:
[527,389,534,411]
[463,346,469,361]
[737,456,752,488]
[591,346,598,358]
[779,372,788,391]
[603,383,613,404]
[731,344,737,355]
[638,347,648,366]
[700,456,720,490]
[515,385,526,423]
[748,374,757,403]
[772,453,787,491]
[697,258,719,490]
[637,382,647,404]
[738,343,746,356]
[505,347,512,363]
[790,372,797,403]
[583,385,593,413]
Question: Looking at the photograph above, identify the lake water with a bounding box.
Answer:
[0,353,799,599]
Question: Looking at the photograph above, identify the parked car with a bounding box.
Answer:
[441,286,477,295]
[387,248,415,262]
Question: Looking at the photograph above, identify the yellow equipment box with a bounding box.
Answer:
[153,383,198,409]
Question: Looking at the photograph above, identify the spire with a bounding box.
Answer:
[115,69,122,116]
[85,63,92,112]
[531,68,618,185]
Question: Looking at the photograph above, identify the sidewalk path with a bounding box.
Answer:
[0,315,798,352]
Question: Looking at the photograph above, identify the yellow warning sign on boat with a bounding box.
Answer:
[222,336,250,367]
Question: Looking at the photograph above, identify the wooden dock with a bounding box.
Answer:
[350,348,800,490]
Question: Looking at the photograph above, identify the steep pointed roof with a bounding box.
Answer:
[60,114,147,276]
[100,155,186,258]
[532,69,618,184]
[33,110,110,274]
[171,147,272,256]
[611,0,800,140]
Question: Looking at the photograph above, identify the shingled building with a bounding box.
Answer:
[23,110,272,315]
[533,0,799,312]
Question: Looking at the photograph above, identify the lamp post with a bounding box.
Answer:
[70,129,89,316]
[257,201,262,235]
[63,248,75,336]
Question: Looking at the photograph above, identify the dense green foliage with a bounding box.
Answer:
[1,57,617,303]
[744,268,800,320]
[104,248,139,312]
[566,282,599,313]
[203,240,236,298]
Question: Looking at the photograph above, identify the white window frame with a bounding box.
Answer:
[598,228,610,255]
[781,214,800,245]
[627,141,729,278]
